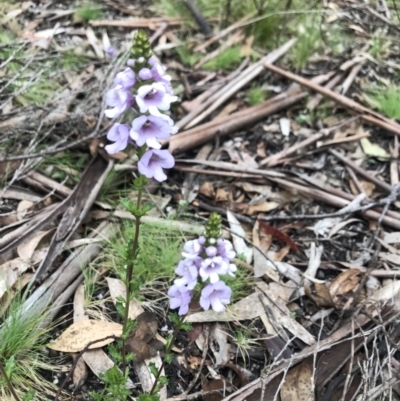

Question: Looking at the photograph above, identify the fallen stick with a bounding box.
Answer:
[260,117,358,167]
[263,62,400,136]
[169,72,333,154]
[194,13,255,52]
[307,72,345,110]
[177,38,297,130]
[90,17,186,28]
[169,92,307,154]
[329,149,392,193]
[270,176,400,230]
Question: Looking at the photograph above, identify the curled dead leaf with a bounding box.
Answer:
[305,282,334,308]
[329,269,363,308]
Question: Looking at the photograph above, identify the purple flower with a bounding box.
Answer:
[137,149,175,182]
[135,83,177,115]
[130,115,171,149]
[105,47,117,58]
[199,256,229,283]
[174,257,201,290]
[105,123,131,154]
[182,239,204,259]
[168,284,193,315]
[104,86,134,118]
[114,68,136,89]
[139,64,172,92]
[200,281,232,313]
[217,239,236,261]
[205,246,217,257]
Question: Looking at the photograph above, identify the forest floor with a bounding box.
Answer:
[2,0,400,400]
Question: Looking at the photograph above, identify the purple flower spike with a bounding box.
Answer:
[206,246,218,258]
[114,68,136,89]
[217,239,236,261]
[139,64,172,92]
[138,149,175,182]
[174,258,200,290]
[168,284,193,316]
[136,83,178,115]
[199,256,228,283]
[105,123,131,154]
[200,281,232,313]
[182,239,204,259]
[105,86,134,118]
[130,115,171,149]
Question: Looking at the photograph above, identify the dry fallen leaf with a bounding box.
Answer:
[17,229,53,263]
[360,137,390,160]
[329,269,362,307]
[281,360,313,401]
[226,210,253,264]
[48,320,122,352]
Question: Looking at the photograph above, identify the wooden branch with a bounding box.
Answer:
[177,39,297,130]
[90,17,186,28]
[169,92,307,154]
[263,62,400,136]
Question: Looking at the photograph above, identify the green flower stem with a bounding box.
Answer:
[122,189,143,375]
[149,315,186,395]
[0,362,21,401]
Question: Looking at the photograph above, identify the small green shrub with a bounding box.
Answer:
[203,46,243,71]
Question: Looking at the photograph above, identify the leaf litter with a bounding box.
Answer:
[2,0,400,400]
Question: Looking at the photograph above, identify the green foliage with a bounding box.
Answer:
[369,35,386,60]
[224,260,254,303]
[232,325,259,365]
[22,390,36,401]
[290,15,321,69]
[75,2,102,22]
[105,222,184,298]
[120,197,153,218]
[175,46,201,67]
[0,297,59,400]
[90,366,130,401]
[366,85,400,120]
[203,46,243,71]
[137,392,160,401]
[41,152,87,184]
[247,87,266,106]
[98,169,132,205]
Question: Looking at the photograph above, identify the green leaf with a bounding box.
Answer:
[181,322,193,332]
[137,392,160,401]
[148,362,159,378]
[159,375,169,386]
[165,353,174,364]
[22,390,35,401]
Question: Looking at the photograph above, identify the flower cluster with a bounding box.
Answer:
[104,33,178,182]
[168,234,237,316]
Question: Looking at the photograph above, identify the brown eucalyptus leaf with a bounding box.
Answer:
[329,269,362,307]
[47,320,122,352]
[280,360,313,401]
[17,229,54,263]
[305,282,334,308]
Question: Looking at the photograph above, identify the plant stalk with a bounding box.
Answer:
[0,362,21,401]
[122,189,143,375]
[149,315,185,395]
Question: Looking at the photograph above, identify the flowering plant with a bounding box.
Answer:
[169,213,237,315]
[104,31,178,182]
[88,32,237,401]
